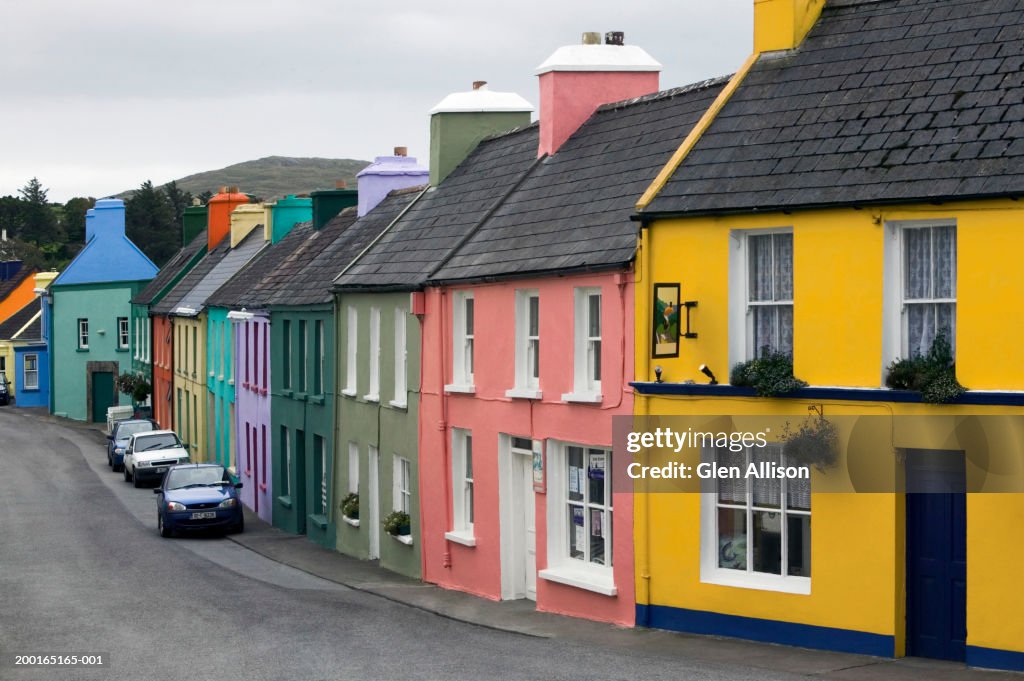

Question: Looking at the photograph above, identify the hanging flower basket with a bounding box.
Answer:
[781,415,839,472]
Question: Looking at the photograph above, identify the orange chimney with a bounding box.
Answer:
[207,187,249,249]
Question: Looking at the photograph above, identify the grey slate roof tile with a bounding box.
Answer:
[0,299,40,340]
[132,230,207,306]
[206,222,314,310]
[172,228,266,315]
[645,0,1024,216]
[150,239,232,316]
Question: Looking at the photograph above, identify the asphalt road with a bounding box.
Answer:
[0,408,977,681]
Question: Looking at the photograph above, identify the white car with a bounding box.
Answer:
[123,430,190,488]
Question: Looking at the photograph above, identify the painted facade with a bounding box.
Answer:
[632,0,1024,671]
[50,199,157,421]
[0,261,39,381]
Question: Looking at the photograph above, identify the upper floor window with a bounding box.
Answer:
[298,320,308,393]
[701,444,810,594]
[282,320,292,390]
[564,288,601,402]
[507,290,540,398]
[449,292,474,390]
[314,319,324,396]
[729,230,793,367]
[366,307,381,402]
[344,307,357,396]
[119,317,130,350]
[23,353,39,390]
[134,319,141,359]
[78,319,89,349]
[450,429,474,537]
[392,308,407,407]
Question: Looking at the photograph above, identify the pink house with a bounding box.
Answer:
[416,34,727,624]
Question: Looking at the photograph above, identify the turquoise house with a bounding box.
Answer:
[50,199,158,421]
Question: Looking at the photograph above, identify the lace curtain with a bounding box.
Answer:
[904,225,956,358]
[749,233,794,356]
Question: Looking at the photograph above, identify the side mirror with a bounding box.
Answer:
[152,488,161,494]
[234,482,243,489]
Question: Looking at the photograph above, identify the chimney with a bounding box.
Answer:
[229,203,265,247]
[206,187,249,250]
[84,208,96,243]
[91,199,126,241]
[356,148,429,217]
[754,0,825,52]
[428,81,533,186]
[310,184,358,230]
[268,195,312,243]
[182,201,208,247]
[536,32,661,157]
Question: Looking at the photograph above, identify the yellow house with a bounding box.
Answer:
[0,271,56,385]
[631,0,1024,672]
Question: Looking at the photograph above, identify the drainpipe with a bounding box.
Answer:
[637,225,652,628]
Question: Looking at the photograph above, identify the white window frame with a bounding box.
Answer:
[365,307,381,402]
[446,291,475,393]
[343,306,357,396]
[390,307,408,408]
[298,320,308,393]
[699,444,811,595]
[78,318,89,349]
[882,219,957,380]
[117,317,129,349]
[507,290,541,399]
[315,435,327,517]
[563,288,602,403]
[728,228,794,370]
[134,318,140,359]
[539,440,616,596]
[445,428,476,546]
[23,353,39,390]
[347,441,360,495]
[393,455,411,513]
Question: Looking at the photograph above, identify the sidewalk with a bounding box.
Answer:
[228,506,1018,681]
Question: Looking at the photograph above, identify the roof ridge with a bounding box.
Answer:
[596,75,732,113]
[479,120,540,144]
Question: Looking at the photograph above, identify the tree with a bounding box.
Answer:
[162,181,192,227]
[15,178,65,246]
[197,190,213,205]
[61,196,95,245]
[125,181,178,267]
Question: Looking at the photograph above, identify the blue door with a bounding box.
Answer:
[906,449,966,662]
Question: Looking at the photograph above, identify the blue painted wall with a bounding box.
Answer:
[207,307,235,470]
[14,345,48,407]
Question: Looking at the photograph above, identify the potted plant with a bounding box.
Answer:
[730,348,808,397]
[383,510,411,537]
[781,415,839,472]
[116,372,152,408]
[885,333,965,404]
[340,492,359,520]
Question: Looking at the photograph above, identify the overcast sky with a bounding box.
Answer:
[0,0,753,202]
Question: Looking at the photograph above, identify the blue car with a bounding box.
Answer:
[107,419,156,471]
[153,464,244,538]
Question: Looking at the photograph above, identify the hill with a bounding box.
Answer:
[119,156,371,200]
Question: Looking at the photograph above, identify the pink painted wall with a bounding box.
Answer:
[538,71,660,157]
[418,271,636,625]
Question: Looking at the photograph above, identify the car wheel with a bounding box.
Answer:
[133,473,142,488]
[107,450,112,467]
[229,515,244,535]
[158,514,172,538]
[123,466,132,482]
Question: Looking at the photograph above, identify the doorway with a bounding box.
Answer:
[501,436,536,601]
[368,445,380,560]
[905,449,967,662]
[91,371,114,423]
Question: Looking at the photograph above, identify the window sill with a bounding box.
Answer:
[259,483,267,492]
[308,514,328,530]
[362,394,380,403]
[217,375,224,382]
[209,371,215,378]
[561,391,602,404]
[309,395,325,406]
[228,379,235,386]
[342,515,360,527]
[388,399,407,410]
[390,533,414,546]
[444,384,476,395]
[444,530,477,547]
[115,348,129,353]
[539,566,616,596]
[701,568,811,595]
[281,389,293,398]
[341,388,357,397]
[506,387,542,400]
[76,348,89,353]
[277,495,293,509]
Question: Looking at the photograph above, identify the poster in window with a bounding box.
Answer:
[532,441,545,493]
[573,507,586,550]
[652,283,681,358]
[591,509,603,537]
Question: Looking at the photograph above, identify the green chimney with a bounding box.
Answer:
[182,203,208,246]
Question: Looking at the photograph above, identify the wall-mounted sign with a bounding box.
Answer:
[653,283,681,358]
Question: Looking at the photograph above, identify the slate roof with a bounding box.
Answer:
[0,299,40,340]
[132,230,207,306]
[431,79,727,282]
[334,123,541,290]
[171,228,266,316]
[0,263,32,316]
[206,222,314,310]
[643,0,1024,216]
[150,238,232,316]
[268,191,420,306]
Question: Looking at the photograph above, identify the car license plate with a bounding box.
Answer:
[155,467,168,474]
[191,511,216,520]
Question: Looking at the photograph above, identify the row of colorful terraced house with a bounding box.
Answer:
[18,0,1024,672]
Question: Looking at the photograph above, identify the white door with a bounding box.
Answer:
[368,446,380,560]
[520,453,537,601]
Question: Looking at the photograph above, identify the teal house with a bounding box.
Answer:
[51,198,158,421]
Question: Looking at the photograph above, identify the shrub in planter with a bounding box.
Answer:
[340,492,359,520]
[730,349,808,397]
[116,372,152,404]
[782,416,839,472]
[885,333,965,404]
[383,510,411,536]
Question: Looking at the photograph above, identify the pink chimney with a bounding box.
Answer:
[536,31,661,157]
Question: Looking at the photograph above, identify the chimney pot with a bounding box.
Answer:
[335,180,347,189]
[605,31,624,46]
[582,32,601,45]
[228,185,240,194]
[472,80,487,90]
[191,198,201,206]
[393,146,408,157]
[219,186,228,193]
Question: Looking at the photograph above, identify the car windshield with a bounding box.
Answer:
[117,422,154,438]
[165,467,230,490]
[135,434,181,451]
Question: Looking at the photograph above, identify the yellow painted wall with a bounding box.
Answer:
[171,315,208,462]
[229,204,265,248]
[754,0,825,52]
[637,198,1024,655]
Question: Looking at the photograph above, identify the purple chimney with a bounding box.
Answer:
[356,147,429,217]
